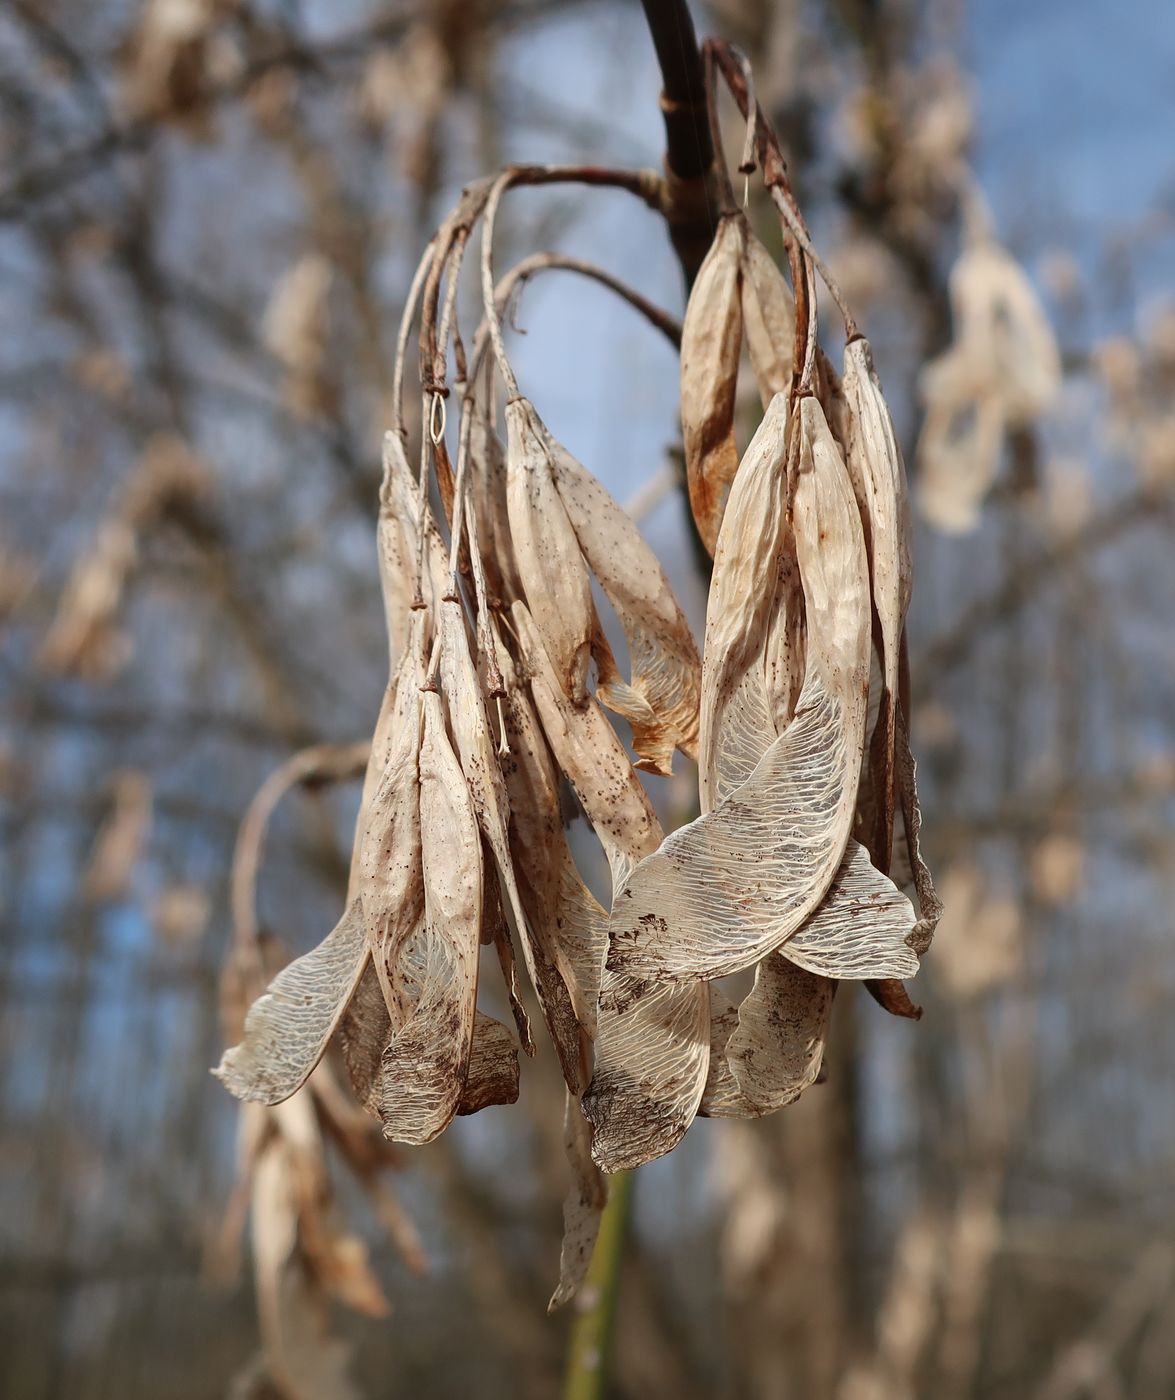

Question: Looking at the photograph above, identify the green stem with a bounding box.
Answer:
[561,1170,635,1400]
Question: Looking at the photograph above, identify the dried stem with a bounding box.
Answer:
[229,741,370,989]
[561,1170,635,1400]
[479,164,664,399]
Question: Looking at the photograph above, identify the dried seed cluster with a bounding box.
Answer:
[216,46,943,1306]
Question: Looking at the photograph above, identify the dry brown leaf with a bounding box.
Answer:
[681,213,744,554]
[505,397,594,704]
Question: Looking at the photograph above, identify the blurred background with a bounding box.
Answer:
[2,1,1175,1396]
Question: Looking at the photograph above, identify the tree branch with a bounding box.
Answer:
[639,0,718,285]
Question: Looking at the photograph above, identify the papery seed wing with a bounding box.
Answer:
[681,213,744,555]
[378,691,481,1144]
[548,1091,607,1312]
[741,226,795,407]
[843,337,912,867]
[607,398,871,983]
[483,858,535,1052]
[585,971,710,1171]
[215,901,368,1105]
[548,438,701,774]
[457,1011,521,1115]
[699,392,790,811]
[339,962,518,1118]
[868,708,943,1017]
[512,605,710,1166]
[783,840,918,979]
[697,990,754,1118]
[439,601,580,1086]
[497,627,606,1046]
[513,601,661,891]
[358,631,425,1017]
[763,536,806,737]
[468,383,523,607]
[376,433,420,661]
[726,957,832,1112]
[505,397,594,703]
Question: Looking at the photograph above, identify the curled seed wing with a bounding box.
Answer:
[468,388,523,607]
[483,861,535,1053]
[457,1012,521,1116]
[697,990,753,1118]
[843,337,912,867]
[505,398,594,704]
[337,960,392,1117]
[547,438,701,774]
[741,225,795,407]
[548,1091,607,1312]
[680,213,744,555]
[763,535,806,736]
[726,957,832,1112]
[585,972,710,1171]
[497,627,605,1046]
[437,605,555,1043]
[393,439,577,1081]
[439,602,580,1087]
[607,398,871,983]
[511,607,710,1165]
[950,240,1061,425]
[868,707,943,1018]
[513,600,661,892]
[376,433,419,660]
[783,840,919,980]
[378,692,481,1144]
[358,636,425,1018]
[699,392,790,811]
[215,902,368,1105]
